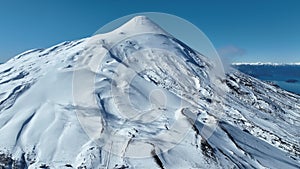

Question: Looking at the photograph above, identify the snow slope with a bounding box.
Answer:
[0,16,299,169]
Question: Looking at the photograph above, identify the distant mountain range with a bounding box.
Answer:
[232,62,300,66]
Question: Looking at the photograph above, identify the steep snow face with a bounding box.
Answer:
[0,16,300,169]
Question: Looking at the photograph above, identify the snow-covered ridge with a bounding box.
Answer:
[0,16,299,169]
[232,62,300,66]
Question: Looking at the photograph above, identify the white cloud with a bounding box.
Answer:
[217,45,246,58]
[217,45,246,72]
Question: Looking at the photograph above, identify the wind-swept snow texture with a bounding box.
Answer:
[0,16,299,169]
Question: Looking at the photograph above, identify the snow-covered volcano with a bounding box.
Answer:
[0,16,299,169]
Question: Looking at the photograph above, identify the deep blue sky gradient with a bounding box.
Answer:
[0,0,299,63]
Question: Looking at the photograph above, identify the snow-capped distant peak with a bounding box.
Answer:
[232,62,300,66]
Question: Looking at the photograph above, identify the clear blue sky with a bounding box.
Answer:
[0,0,299,63]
